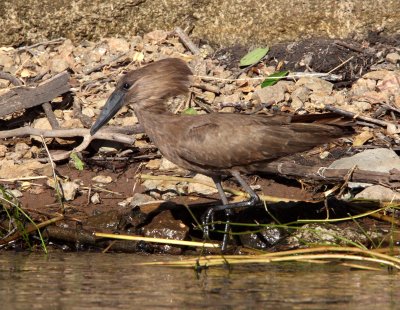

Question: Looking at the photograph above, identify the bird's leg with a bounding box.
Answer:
[212,171,260,213]
[202,177,232,249]
[202,172,260,250]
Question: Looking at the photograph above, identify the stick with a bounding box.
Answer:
[0,71,23,86]
[324,104,392,127]
[174,27,200,55]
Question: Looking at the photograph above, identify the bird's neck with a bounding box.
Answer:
[134,100,173,131]
[137,100,170,115]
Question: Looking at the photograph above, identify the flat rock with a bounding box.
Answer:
[329,148,400,173]
[187,174,218,195]
[92,175,113,184]
[141,210,189,254]
[355,185,400,201]
[295,77,333,95]
[385,52,400,64]
[61,181,80,201]
[253,82,286,103]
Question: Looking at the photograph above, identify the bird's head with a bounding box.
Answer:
[90,58,192,135]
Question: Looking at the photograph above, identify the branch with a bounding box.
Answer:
[262,161,400,187]
[0,126,141,162]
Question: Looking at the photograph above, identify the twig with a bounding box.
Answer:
[324,104,393,127]
[174,27,200,55]
[73,97,93,128]
[16,38,66,52]
[327,56,354,74]
[334,40,365,53]
[83,52,128,75]
[195,72,342,83]
[192,82,220,94]
[42,102,60,129]
[0,71,23,86]
[41,135,65,211]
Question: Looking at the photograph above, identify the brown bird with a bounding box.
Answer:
[90,58,353,248]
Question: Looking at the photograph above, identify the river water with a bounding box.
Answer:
[0,252,399,309]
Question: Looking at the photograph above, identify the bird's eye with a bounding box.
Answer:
[122,82,130,90]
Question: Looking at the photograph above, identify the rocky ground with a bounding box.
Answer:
[0,30,399,254]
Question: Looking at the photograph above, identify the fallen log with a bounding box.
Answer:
[0,71,70,118]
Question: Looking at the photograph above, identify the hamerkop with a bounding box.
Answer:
[91,58,353,248]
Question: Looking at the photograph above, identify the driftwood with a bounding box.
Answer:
[0,71,70,118]
[263,161,400,187]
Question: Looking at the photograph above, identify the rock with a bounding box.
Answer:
[82,107,95,118]
[49,56,70,73]
[141,178,185,197]
[0,52,14,72]
[92,175,113,184]
[106,38,130,53]
[61,181,80,201]
[10,189,23,198]
[159,158,189,174]
[187,174,218,195]
[291,86,310,103]
[197,91,216,104]
[53,110,63,118]
[286,223,374,247]
[309,92,337,106]
[295,77,333,95]
[220,92,241,104]
[141,210,189,254]
[363,70,390,80]
[119,115,138,126]
[98,146,119,154]
[31,118,52,143]
[395,94,400,109]
[355,185,400,202]
[219,106,235,113]
[0,159,52,179]
[329,148,400,173]
[61,118,83,129]
[90,192,101,204]
[376,72,400,95]
[386,52,400,64]
[352,130,374,146]
[118,192,156,208]
[146,159,161,170]
[354,90,388,104]
[239,226,285,250]
[14,142,30,158]
[0,145,7,157]
[351,100,372,112]
[253,82,286,103]
[143,30,168,43]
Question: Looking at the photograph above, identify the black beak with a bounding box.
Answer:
[90,89,126,135]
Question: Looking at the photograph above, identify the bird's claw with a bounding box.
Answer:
[202,207,216,239]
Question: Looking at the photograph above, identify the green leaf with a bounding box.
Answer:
[239,47,269,67]
[70,152,84,171]
[182,107,197,115]
[261,71,289,88]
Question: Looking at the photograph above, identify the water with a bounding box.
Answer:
[0,252,399,309]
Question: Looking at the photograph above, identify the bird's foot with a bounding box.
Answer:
[201,207,216,239]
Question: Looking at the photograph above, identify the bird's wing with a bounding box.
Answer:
[175,114,346,169]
